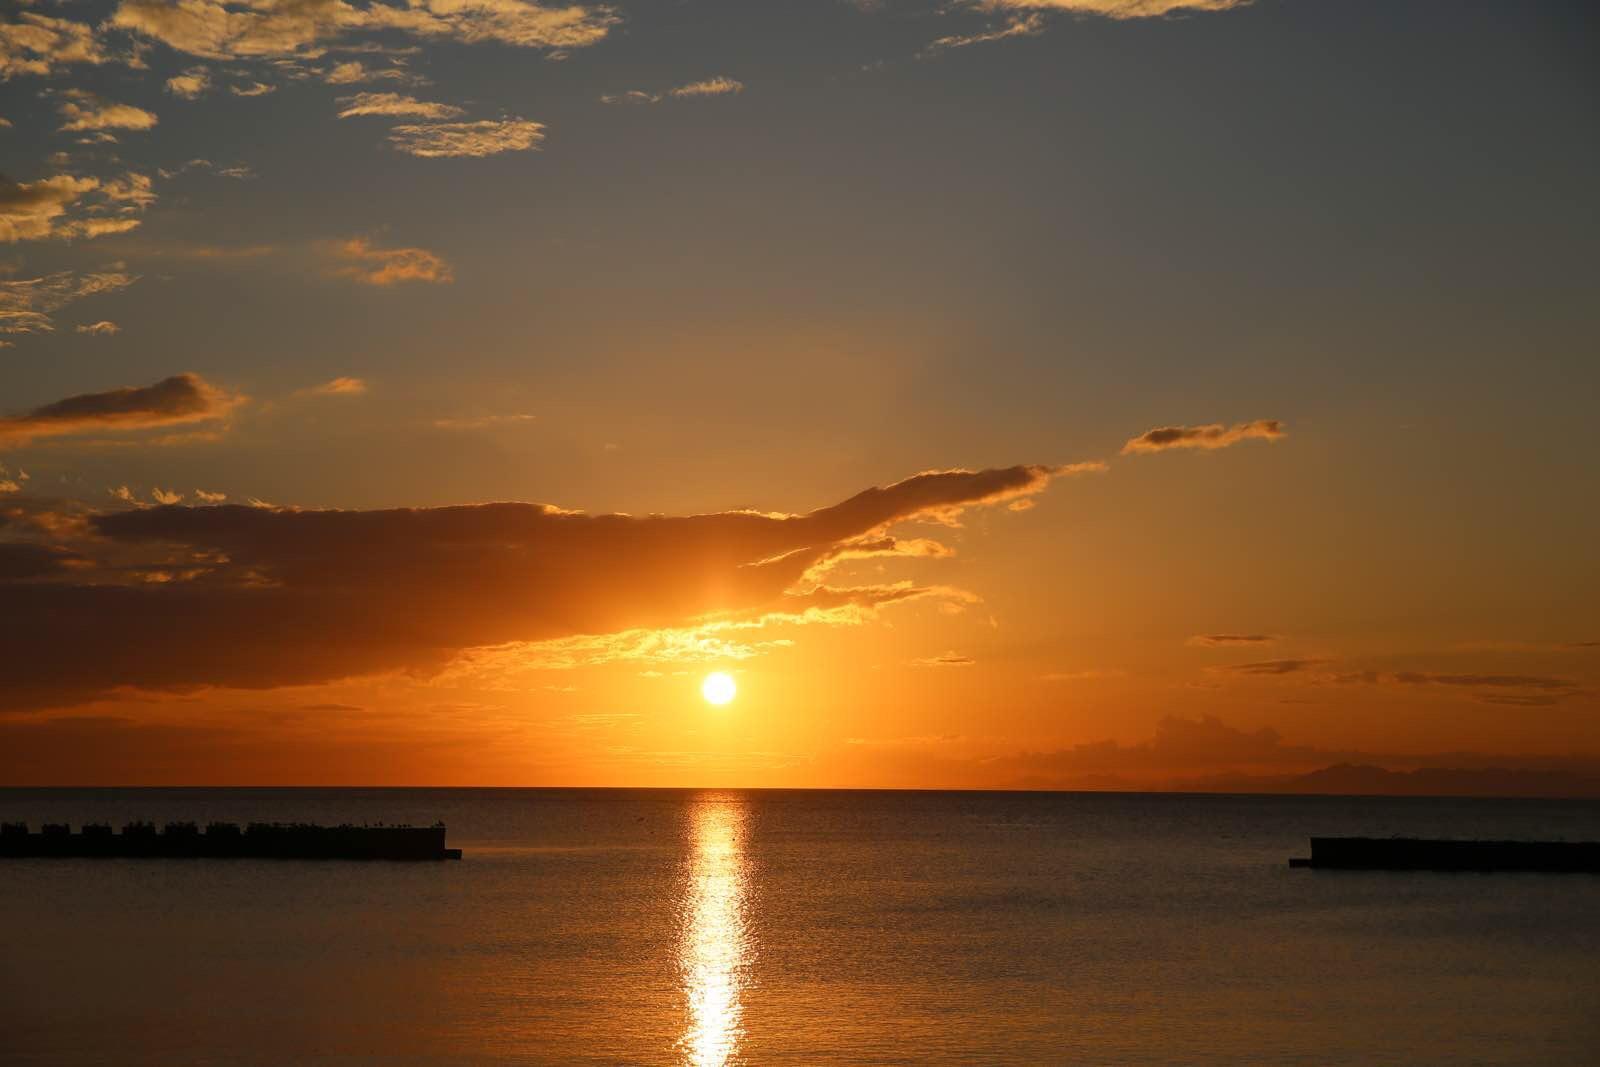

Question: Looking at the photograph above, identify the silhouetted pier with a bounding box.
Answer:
[0,821,462,861]
[1289,836,1600,872]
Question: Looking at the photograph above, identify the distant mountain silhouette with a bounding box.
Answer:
[1000,762,1600,798]
[1171,762,1600,799]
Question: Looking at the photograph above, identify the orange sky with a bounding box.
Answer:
[2,0,1596,790]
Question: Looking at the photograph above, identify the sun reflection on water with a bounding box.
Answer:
[677,793,752,1067]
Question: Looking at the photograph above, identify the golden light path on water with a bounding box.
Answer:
[677,794,753,1067]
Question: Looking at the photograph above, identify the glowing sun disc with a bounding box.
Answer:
[701,672,737,706]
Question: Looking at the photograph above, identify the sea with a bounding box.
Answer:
[2,788,1598,1065]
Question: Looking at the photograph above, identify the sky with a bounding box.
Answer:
[1,0,1597,789]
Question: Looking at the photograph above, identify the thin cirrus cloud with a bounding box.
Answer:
[669,76,744,98]
[432,413,536,430]
[299,376,368,397]
[602,76,745,105]
[0,464,1078,711]
[336,92,463,119]
[386,118,544,158]
[1211,658,1326,675]
[0,372,244,446]
[327,236,453,285]
[912,652,976,667]
[75,320,121,336]
[1188,633,1275,647]
[985,0,1251,16]
[107,0,619,60]
[1121,419,1286,455]
[922,14,1044,56]
[323,61,424,86]
[1,270,138,334]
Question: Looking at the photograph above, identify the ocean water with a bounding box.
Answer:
[2,788,1598,1065]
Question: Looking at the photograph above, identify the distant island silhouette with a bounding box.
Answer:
[1005,763,1600,798]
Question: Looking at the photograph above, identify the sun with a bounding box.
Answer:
[701,672,737,706]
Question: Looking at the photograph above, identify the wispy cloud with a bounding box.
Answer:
[1211,658,1326,675]
[604,76,745,105]
[432,413,536,430]
[1122,419,1286,455]
[1188,633,1275,647]
[323,60,424,86]
[983,0,1251,17]
[912,651,975,667]
[1,270,137,334]
[669,76,744,98]
[109,0,618,61]
[922,14,1043,57]
[327,236,453,284]
[75,320,121,336]
[298,376,368,397]
[387,117,544,158]
[337,91,463,119]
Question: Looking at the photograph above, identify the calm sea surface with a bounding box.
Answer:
[2,788,1598,1065]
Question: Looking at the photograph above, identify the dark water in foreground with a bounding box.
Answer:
[2,789,1598,1065]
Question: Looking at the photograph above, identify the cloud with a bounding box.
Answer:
[386,117,544,158]
[165,67,211,98]
[151,488,184,505]
[1042,668,1125,681]
[1121,419,1286,455]
[58,98,159,133]
[75,320,122,336]
[608,77,744,104]
[1188,633,1275,647]
[982,0,1251,17]
[323,60,422,85]
[599,90,660,105]
[195,489,227,503]
[336,91,463,119]
[1,13,111,79]
[230,80,276,96]
[1212,658,1326,675]
[0,372,244,446]
[0,270,137,334]
[983,715,1600,794]
[1,176,97,242]
[0,170,160,244]
[300,376,368,396]
[1215,659,1590,707]
[1393,671,1578,690]
[912,651,975,667]
[327,236,453,284]
[0,464,1074,710]
[109,0,618,61]
[669,76,744,98]
[922,13,1044,56]
[432,413,536,430]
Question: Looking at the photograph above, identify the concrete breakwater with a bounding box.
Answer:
[0,821,462,860]
[1289,836,1600,872]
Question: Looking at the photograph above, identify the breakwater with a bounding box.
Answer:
[0,821,462,860]
[1289,836,1600,872]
